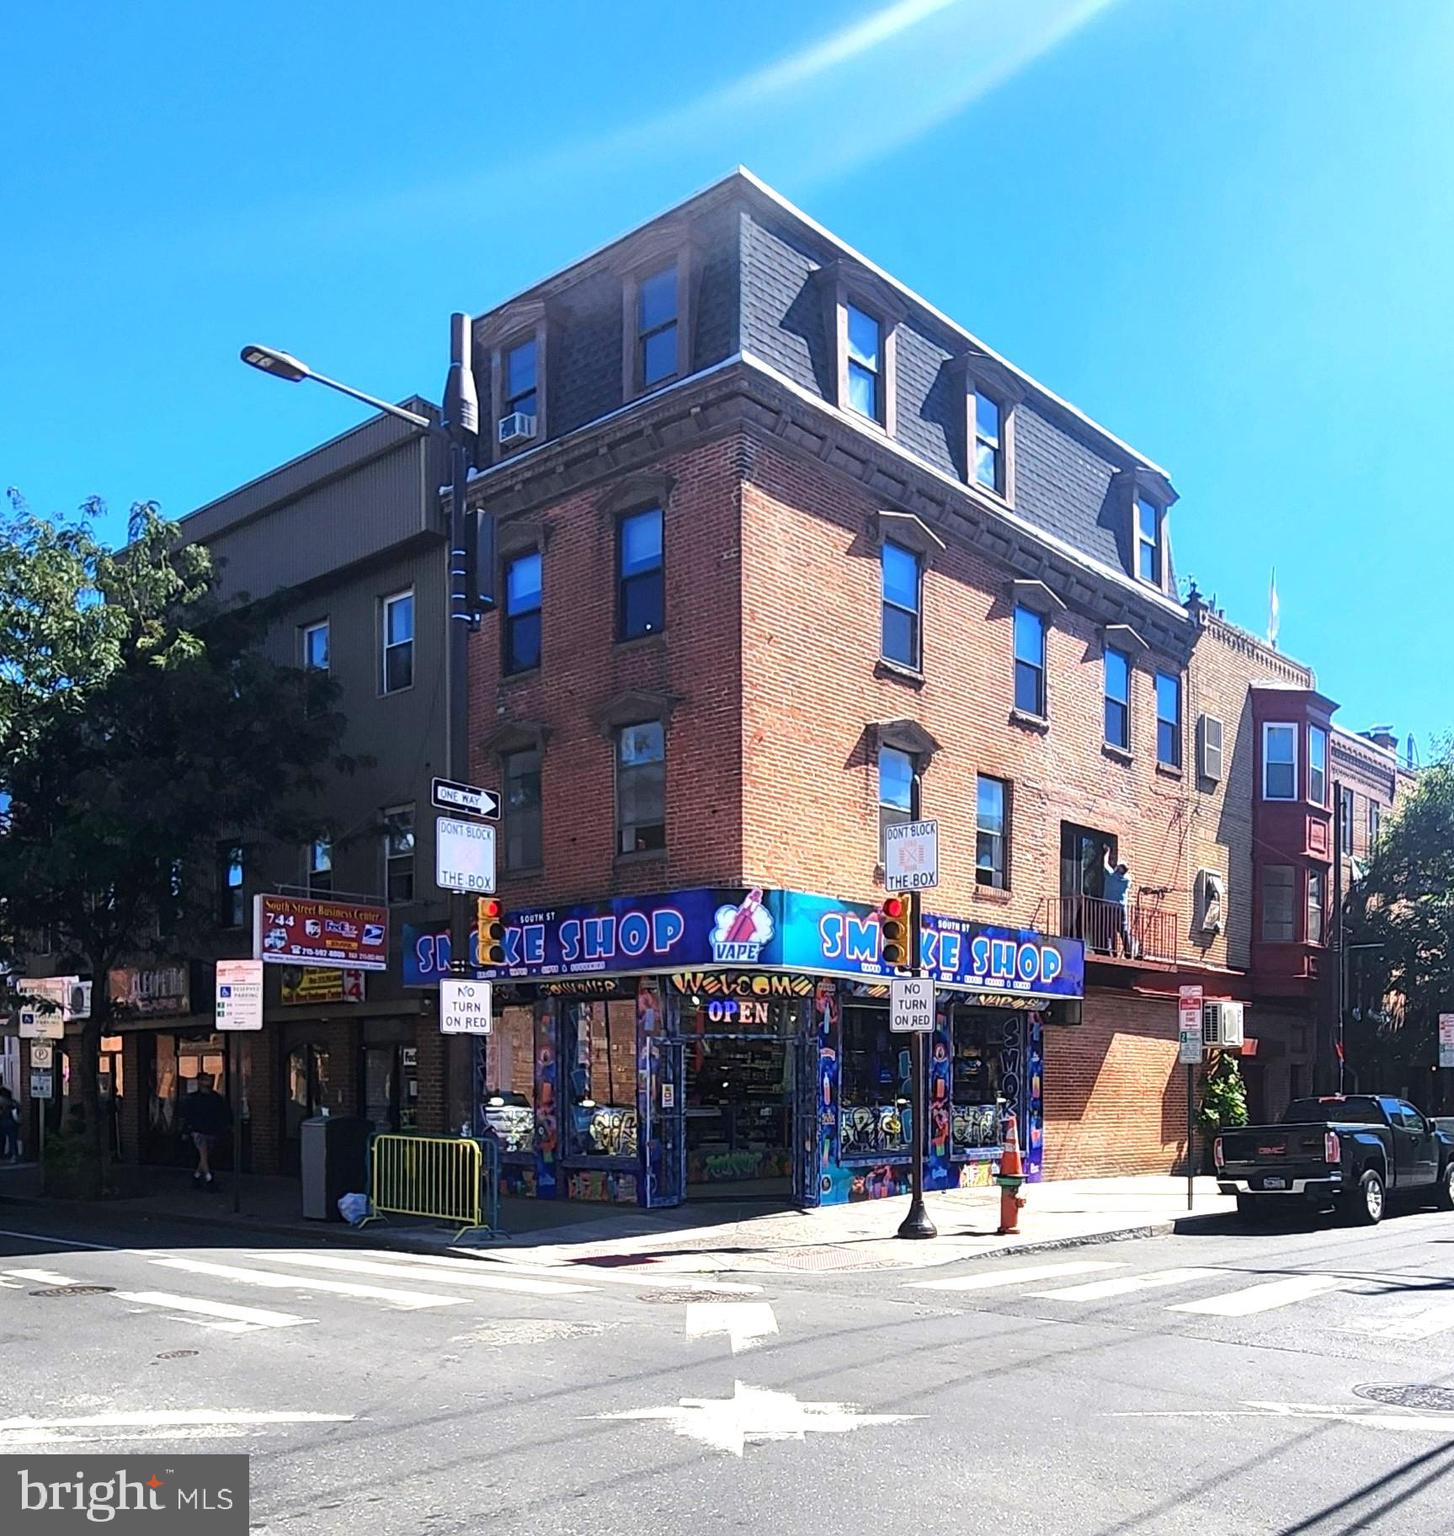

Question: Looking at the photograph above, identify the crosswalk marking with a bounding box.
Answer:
[1170,1274,1346,1317]
[149,1257,465,1310]
[251,1250,595,1296]
[911,1260,1123,1293]
[112,1291,313,1333]
[4,1268,77,1286]
[1338,1301,1454,1342]
[361,1249,764,1294]
[1033,1267,1222,1302]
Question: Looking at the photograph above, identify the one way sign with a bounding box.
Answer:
[431,777,500,819]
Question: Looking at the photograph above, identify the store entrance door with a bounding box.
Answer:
[684,1031,794,1201]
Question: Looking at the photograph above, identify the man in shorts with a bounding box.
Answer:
[179,1078,232,1187]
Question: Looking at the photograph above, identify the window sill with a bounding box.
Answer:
[1102,742,1134,764]
[615,630,667,655]
[875,657,925,688]
[1155,762,1184,781]
[615,847,668,867]
[502,865,544,879]
[972,885,1013,904]
[1009,708,1050,734]
[499,666,541,685]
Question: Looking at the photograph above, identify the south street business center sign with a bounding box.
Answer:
[454,887,1083,1001]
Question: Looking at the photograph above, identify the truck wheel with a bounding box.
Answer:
[1345,1169,1385,1226]
[1236,1195,1270,1223]
[1437,1162,1454,1212]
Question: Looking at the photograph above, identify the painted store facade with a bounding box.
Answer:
[406,887,1083,1209]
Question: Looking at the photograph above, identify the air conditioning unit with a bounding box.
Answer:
[497,411,537,447]
[1202,999,1245,1049]
[1195,868,1226,935]
[1198,713,1224,782]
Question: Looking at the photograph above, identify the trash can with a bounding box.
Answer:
[300,1115,371,1221]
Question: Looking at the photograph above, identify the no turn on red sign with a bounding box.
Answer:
[440,978,493,1034]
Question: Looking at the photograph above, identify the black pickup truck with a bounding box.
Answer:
[1215,1094,1454,1224]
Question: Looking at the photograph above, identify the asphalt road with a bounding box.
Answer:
[2,1201,1454,1535]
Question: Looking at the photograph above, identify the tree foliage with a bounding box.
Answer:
[0,495,349,1188]
[1347,745,1454,1096]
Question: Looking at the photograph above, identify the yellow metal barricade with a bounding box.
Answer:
[364,1133,491,1238]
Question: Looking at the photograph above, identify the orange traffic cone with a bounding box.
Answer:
[997,1112,1027,1235]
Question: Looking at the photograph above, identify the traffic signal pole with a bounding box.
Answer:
[897,770,937,1240]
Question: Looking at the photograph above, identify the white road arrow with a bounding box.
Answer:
[684,1301,779,1354]
[594,1380,919,1457]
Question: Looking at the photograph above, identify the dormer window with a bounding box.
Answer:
[1135,496,1163,586]
[974,391,1003,492]
[504,338,537,419]
[481,302,549,460]
[846,304,882,421]
[638,265,679,388]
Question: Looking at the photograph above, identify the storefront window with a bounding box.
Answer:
[479,1005,536,1152]
[838,1004,911,1159]
[567,1001,638,1159]
[951,1007,1007,1155]
[286,1043,330,1140]
[150,1035,177,1138]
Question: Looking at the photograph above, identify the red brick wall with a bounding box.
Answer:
[1043,992,1192,1178]
[469,435,747,907]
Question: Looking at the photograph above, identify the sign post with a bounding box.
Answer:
[1179,985,1204,1211]
[215,959,264,1214]
[895,786,938,1241]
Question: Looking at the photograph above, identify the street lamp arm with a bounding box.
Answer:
[301,370,432,430]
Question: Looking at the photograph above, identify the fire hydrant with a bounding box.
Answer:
[996,1111,1027,1235]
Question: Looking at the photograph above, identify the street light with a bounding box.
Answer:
[240,323,489,995]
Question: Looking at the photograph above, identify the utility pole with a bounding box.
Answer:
[896,767,937,1241]
[1332,778,1346,1094]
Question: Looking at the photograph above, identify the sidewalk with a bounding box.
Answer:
[0,1159,1235,1272]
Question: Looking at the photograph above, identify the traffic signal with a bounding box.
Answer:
[880,894,910,969]
[476,897,505,966]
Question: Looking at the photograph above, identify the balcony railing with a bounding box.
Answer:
[1047,893,1182,965]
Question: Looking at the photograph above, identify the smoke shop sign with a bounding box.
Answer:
[466,887,1083,999]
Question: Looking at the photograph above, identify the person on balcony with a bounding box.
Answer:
[1102,848,1134,957]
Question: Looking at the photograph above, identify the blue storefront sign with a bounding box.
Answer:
[455,887,1082,1000]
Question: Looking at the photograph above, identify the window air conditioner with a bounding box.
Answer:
[1202,1000,1245,1050]
[498,411,537,447]
[1198,713,1224,782]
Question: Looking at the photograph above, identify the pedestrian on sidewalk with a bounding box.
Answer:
[1102,847,1134,957]
[180,1079,232,1188]
[0,1082,19,1162]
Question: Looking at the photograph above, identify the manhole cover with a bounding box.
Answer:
[28,1285,114,1298]
[639,1289,756,1304]
[1354,1384,1454,1412]
[154,1349,199,1361]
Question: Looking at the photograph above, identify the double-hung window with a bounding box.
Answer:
[307,836,333,896]
[1307,868,1326,944]
[846,304,881,421]
[616,722,665,854]
[1309,725,1328,805]
[504,337,537,420]
[638,265,679,389]
[1013,606,1046,717]
[1263,723,1297,800]
[1155,672,1182,769]
[1135,497,1162,586]
[503,748,543,871]
[1261,865,1294,941]
[1338,786,1354,852]
[217,843,244,928]
[880,540,921,668]
[381,590,414,694]
[383,806,415,904]
[1104,647,1131,750]
[504,551,542,673]
[618,507,664,640]
[1369,802,1381,846]
[974,392,1003,492]
[878,745,913,866]
[975,776,1009,889]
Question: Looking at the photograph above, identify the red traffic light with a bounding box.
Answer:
[881,894,906,920]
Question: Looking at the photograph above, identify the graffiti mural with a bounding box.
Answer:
[950,1103,1000,1153]
[838,1103,909,1158]
[567,1169,639,1203]
[534,998,560,1198]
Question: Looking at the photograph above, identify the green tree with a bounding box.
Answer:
[1347,744,1454,1098]
[1198,1051,1248,1133]
[0,496,347,1192]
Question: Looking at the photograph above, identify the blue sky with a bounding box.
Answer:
[3,0,1450,753]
